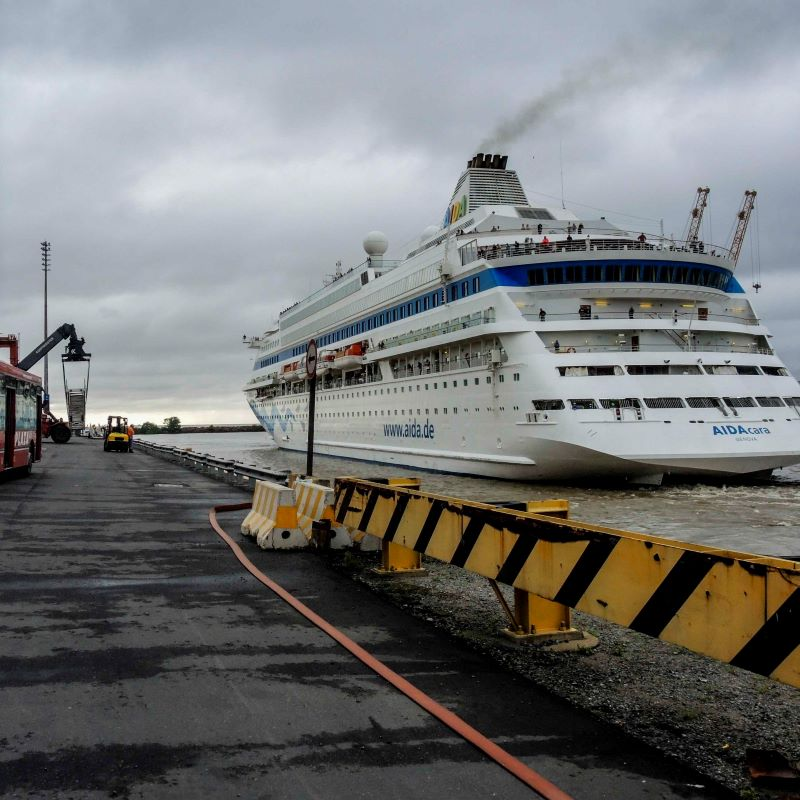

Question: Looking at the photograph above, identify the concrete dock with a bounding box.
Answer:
[0,439,734,799]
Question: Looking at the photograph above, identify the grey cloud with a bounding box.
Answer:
[2,0,799,423]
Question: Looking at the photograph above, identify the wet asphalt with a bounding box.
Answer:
[0,438,735,799]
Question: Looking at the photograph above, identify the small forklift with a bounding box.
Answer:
[103,416,132,452]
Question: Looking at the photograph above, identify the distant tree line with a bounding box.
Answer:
[137,417,181,434]
[134,418,261,434]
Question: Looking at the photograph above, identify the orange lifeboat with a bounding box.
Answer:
[332,342,365,371]
[281,361,299,381]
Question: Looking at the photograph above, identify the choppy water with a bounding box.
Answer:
[144,431,800,558]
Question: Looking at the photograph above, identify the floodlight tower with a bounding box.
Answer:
[41,241,51,401]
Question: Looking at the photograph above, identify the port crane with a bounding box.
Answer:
[684,186,710,245]
[728,189,757,268]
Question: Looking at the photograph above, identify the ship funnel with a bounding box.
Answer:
[467,153,510,170]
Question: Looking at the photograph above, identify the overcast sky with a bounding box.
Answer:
[2,0,799,425]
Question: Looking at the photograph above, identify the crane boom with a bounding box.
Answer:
[729,190,757,266]
[17,323,90,372]
[686,187,710,244]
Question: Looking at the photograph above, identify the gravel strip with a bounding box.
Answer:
[325,549,799,799]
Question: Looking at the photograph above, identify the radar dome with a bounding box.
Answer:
[363,231,388,257]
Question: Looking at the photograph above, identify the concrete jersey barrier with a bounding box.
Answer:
[241,480,306,549]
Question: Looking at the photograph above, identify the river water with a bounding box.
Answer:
[142,431,799,559]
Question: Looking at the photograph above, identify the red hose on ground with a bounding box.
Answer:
[209,502,575,800]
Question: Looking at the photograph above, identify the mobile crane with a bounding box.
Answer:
[16,324,91,443]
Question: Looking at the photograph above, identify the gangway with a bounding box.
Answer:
[62,344,91,433]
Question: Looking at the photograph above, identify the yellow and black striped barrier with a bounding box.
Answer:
[333,477,800,688]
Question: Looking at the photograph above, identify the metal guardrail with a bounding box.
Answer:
[135,439,292,485]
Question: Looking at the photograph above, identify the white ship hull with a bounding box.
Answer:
[244,154,800,484]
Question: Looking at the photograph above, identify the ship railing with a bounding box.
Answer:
[520,308,761,326]
[472,235,732,264]
[546,343,774,355]
[390,353,495,378]
[379,307,497,351]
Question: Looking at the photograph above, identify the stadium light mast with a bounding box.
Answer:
[41,241,51,401]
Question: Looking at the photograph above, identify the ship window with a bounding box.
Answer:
[756,396,784,407]
[599,398,641,409]
[528,268,546,286]
[546,266,564,284]
[472,277,480,292]
[628,365,667,375]
[461,281,469,296]
[784,397,800,407]
[558,365,620,377]
[724,396,756,408]
[499,374,504,383]
[432,293,439,308]
[686,397,720,408]
[533,400,565,410]
[474,378,479,385]
[453,408,458,414]
[706,364,758,375]
[762,366,789,376]
[585,264,602,281]
[486,377,492,384]
[449,285,458,301]
[643,397,684,408]
[569,399,597,409]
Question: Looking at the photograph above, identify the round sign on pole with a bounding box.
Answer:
[306,339,318,379]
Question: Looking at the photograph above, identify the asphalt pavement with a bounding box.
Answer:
[0,438,735,799]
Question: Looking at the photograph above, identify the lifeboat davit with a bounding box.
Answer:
[292,356,307,380]
[317,349,335,377]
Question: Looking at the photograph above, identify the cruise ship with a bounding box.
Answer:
[244,154,800,484]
